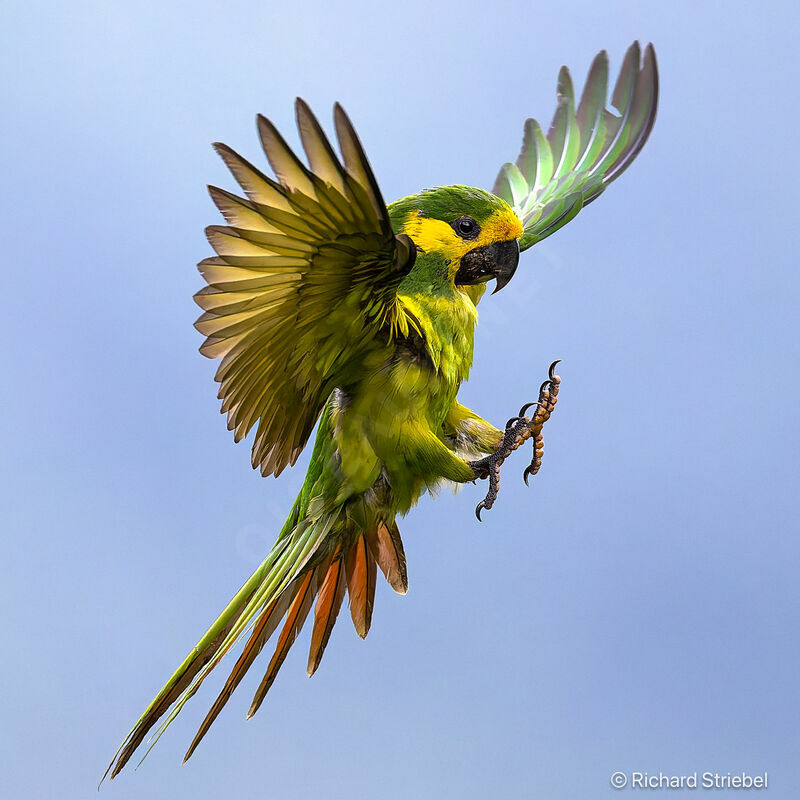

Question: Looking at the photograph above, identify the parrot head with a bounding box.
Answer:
[389,185,523,295]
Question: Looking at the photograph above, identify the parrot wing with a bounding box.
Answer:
[492,41,658,251]
[195,99,417,477]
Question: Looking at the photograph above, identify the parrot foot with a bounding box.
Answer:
[522,360,560,486]
[469,360,561,521]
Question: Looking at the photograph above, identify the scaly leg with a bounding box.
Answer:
[468,360,561,520]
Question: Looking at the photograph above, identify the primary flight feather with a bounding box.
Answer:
[105,41,657,780]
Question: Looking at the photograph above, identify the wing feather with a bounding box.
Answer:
[256,114,318,197]
[212,143,293,212]
[333,103,389,227]
[295,98,349,196]
[493,42,658,251]
[196,101,416,476]
[574,51,609,172]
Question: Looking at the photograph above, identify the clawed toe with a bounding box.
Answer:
[522,465,535,486]
[521,363,560,487]
[468,360,561,520]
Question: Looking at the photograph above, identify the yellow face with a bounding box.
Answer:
[401,206,523,279]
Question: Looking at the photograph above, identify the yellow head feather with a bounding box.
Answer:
[401,206,522,279]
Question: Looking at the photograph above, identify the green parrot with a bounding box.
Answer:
[105,41,657,779]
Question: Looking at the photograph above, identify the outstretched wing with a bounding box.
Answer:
[195,100,416,476]
[493,41,658,251]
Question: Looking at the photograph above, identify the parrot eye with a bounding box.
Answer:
[452,216,480,240]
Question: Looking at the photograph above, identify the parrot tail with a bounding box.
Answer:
[104,517,407,781]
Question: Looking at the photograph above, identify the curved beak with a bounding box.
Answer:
[454,239,520,294]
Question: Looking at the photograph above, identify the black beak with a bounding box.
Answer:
[454,239,520,294]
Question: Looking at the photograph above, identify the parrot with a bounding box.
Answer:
[104,41,658,780]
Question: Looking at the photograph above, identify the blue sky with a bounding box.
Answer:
[2,1,799,798]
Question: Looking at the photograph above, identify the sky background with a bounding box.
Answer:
[2,1,799,798]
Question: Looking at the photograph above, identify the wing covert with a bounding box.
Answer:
[195,100,416,477]
[493,41,658,250]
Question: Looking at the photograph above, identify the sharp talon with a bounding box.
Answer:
[549,359,561,380]
[518,401,538,417]
[475,502,485,522]
[523,466,534,486]
[539,379,551,395]
[506,415,523,429]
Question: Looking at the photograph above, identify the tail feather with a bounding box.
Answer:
[182,582,295,762]
[105,517,407,780]
[102,546,277,782]
[365,520,408,594]
[139,531,316,761]
[246,570,317,718]
[307,548,347,676]
[104,622,231,781]
[345,534,377,637]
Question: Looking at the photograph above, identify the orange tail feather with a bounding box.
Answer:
[307,548,347,676]
[345,535,377,638]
